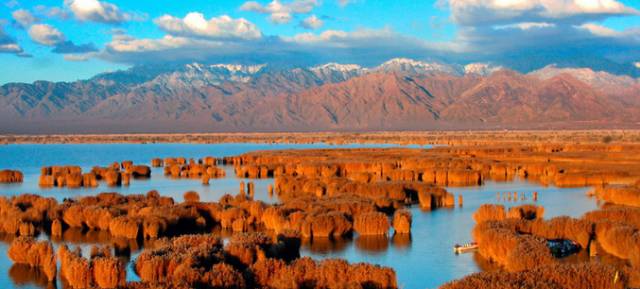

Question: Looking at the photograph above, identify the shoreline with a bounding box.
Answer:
[2,130,640,145]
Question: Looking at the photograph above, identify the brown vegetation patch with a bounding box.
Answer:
[125,231,396,289]
[0,170,23,183]
[470,204,640,286]
[8,237,56,282]
[163,157,226,180]
[441,262,627,289]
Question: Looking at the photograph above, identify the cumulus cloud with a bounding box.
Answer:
[7,0,636,76]
[28,24,65,46]
[65,0,130,24]
[240,0,319,24]
[0,26,25,55]
[445,0,639,26]
[286,28,422,48]
[96,0,638,75]
[9,7,101,59]
[0,24,31,57]
[0,43,22,53]
[100,33,241,64]
[577,23,640,41]
[98,26,442,68]
[300,15,323,29]
[155,13,262,40]
[12,9,38,28]
[495,22,555,30]
[435,0,640,73]
[106,34,207,53]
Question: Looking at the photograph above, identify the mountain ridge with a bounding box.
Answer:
[1,59,639,133]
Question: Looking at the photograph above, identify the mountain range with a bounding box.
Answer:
[1,58,639,133]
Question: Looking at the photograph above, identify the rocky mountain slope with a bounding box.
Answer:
[1,59,638,133]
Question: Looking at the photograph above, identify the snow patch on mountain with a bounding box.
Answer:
[464,63,504,76]
[310,63,366,81]
[311,63,364,73]
[530,64,638,88]
[375,58,459,75]
[209,64,266,74]
[152,63,268,87]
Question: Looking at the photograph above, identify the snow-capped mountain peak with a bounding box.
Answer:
[209,63,266,74]
[311,63,363,73]
[530,64,639,88]
[151,63,267,88]
[309,63,366,82]
[375,58,459,75]
[464,63,504,76]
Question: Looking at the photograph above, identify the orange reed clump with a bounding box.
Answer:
[354,212,390,236]
[7,237,56,282]
[392,209,412,234]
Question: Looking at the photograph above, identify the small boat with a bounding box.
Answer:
[453,242,478,254]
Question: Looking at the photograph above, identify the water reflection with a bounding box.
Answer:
[57,228,111,244]
[0,179,598,289]
[303,237,350,255]
[391,234,411,250]
[301,181,596,289]
[0,143,418,203]
[355,235,389,254]
[8,264,55,289]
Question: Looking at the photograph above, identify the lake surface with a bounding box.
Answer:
[0,143,422,202]
[0,143,597,289]
[302,181,595,289]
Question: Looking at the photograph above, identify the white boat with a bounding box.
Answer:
[453,242,478,254]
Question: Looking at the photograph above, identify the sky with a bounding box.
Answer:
[0,0,639,84]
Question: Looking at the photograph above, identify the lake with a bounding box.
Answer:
[0,143,596,289]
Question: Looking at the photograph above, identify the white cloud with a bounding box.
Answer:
[578,22,619,36]
[288,28,402,46]
[284,27,443,58]
[446,0,639,26]
[28,24,65,46]
[300,15,323,29]
[101,33,251,64]
[0,43,22,54]
[12,9,38,28]
[106,34,221,53]
[98,26,444,68]
[65,0,129,24]
[155,13,262,40]
[0,26,24,55]
[289,30,348,43]
[75,0,640,75]
[436,0,640,64]
[240,0,319,24]
[495,22,555,30]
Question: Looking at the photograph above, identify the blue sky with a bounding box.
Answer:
[0,0,639,84]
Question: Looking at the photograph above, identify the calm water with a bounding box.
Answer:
[302,181,595,289]
[0,143,420,202]
[0,143,597,289]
